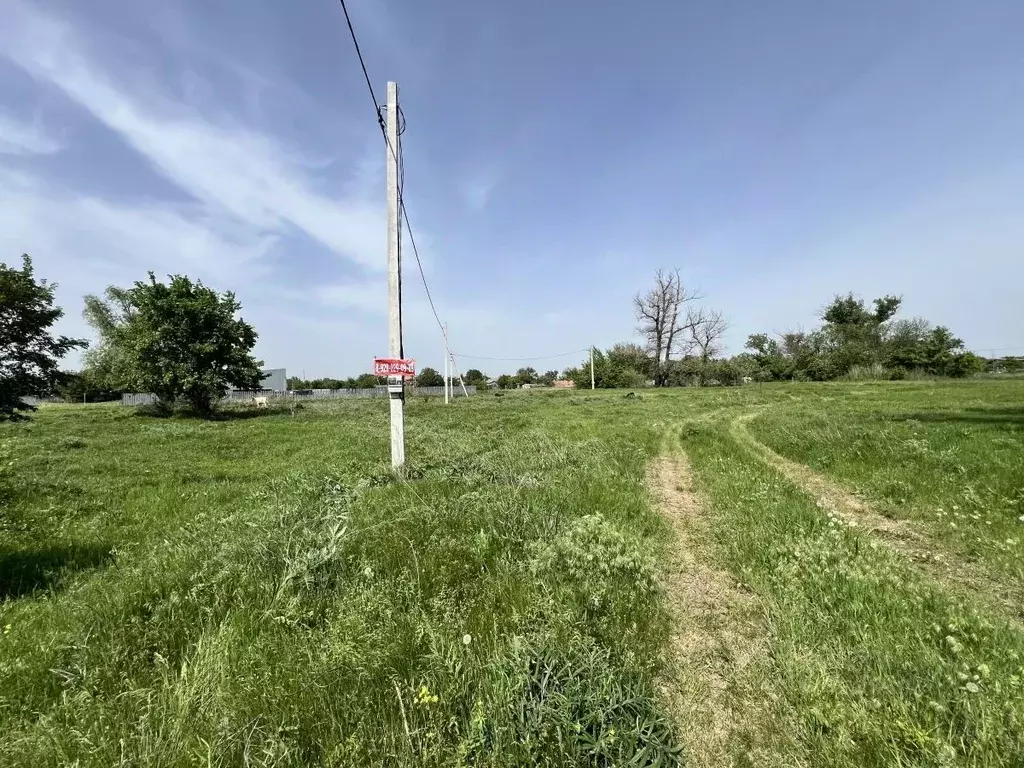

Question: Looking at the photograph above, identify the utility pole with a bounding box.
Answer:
[386,81,405,469]
[590,346,595,390]
[444,323,450,404]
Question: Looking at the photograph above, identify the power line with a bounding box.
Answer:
[336,0,445,337]
[452,349,590,362]
[336,0,384,131]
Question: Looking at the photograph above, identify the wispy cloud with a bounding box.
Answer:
[0,111,63,155]
[1,0,383,274]
[0,170,275,285]
[459,166,501,211]
[313,282,384,315]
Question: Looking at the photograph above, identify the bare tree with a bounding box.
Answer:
[684,307,729,362]
[634,269,701,386]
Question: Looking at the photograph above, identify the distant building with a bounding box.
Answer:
[259,369,287,391]
[553,379,574,389]
[231,368,286,392]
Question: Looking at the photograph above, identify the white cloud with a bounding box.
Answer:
[314,282,384,315]
[0,168,278,368]
[1,0,384,273]
[0,111,63,155]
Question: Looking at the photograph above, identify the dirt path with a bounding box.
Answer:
[650,450,800,767]
[731,412,1024,623]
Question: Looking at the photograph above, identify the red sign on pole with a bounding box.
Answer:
[374,358,416,378]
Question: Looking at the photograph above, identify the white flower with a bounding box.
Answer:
[462,634,472,646]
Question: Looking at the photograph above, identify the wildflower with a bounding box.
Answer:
[462,634,472,646]
[2,624,10,635]
[363,566,374,578]
[415,685,439,706]
[964,682,980,694]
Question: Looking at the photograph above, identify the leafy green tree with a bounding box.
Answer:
[883,317,932,372]
[538,369,559,386]
[463,368,487,385]
[744,334,787,380]
[564,349,645,389]
[496,374,515,389]
[515,367,538,386]
[416,367,445,387]
[817,293,902,375]
[353,374,381,388]
[82,285,137,395]
[1,255,87,420]
[607,343,652,380]
[83,273,262,417]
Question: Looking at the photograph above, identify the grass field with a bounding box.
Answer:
[1,381,1022,766]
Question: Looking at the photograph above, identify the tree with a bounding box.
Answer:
[514,367,537,386]
[606,343,652,380]
[83,273,262,416]
[817,293,902,375]
[353,374,381,389]
[634,268,701,386]
[416,367,445,387]
[883,317,932,372]
[82,285,136,395]
[538,369,558,387]
[463,368,487,385]
[1,255,87,420]
[563,348,645,389]
[496,374,515,389]
[684,307,729,363]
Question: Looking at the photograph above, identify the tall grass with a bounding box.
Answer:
[3,382,1023,765]
[681,420,1024,766]
[0,399,680,765]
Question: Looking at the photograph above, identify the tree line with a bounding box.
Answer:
[561,269,987,388]
[0,255,1005,421]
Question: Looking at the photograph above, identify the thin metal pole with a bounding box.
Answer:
[386,81,405,468]
[444,324,450,404]
[590,346,595,390]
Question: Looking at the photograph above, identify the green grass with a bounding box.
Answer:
[746,381,1024,582]
[1,381,1023,766]
[1,398,679,766]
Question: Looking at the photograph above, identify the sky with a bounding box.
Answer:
[2,0,1023,378]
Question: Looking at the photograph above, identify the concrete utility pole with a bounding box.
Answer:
[386,81,405,469]
[590,346,596,390]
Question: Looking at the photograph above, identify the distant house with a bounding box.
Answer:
[553,379,574,389]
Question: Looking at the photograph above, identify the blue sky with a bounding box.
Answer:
[2,0,1022,378]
